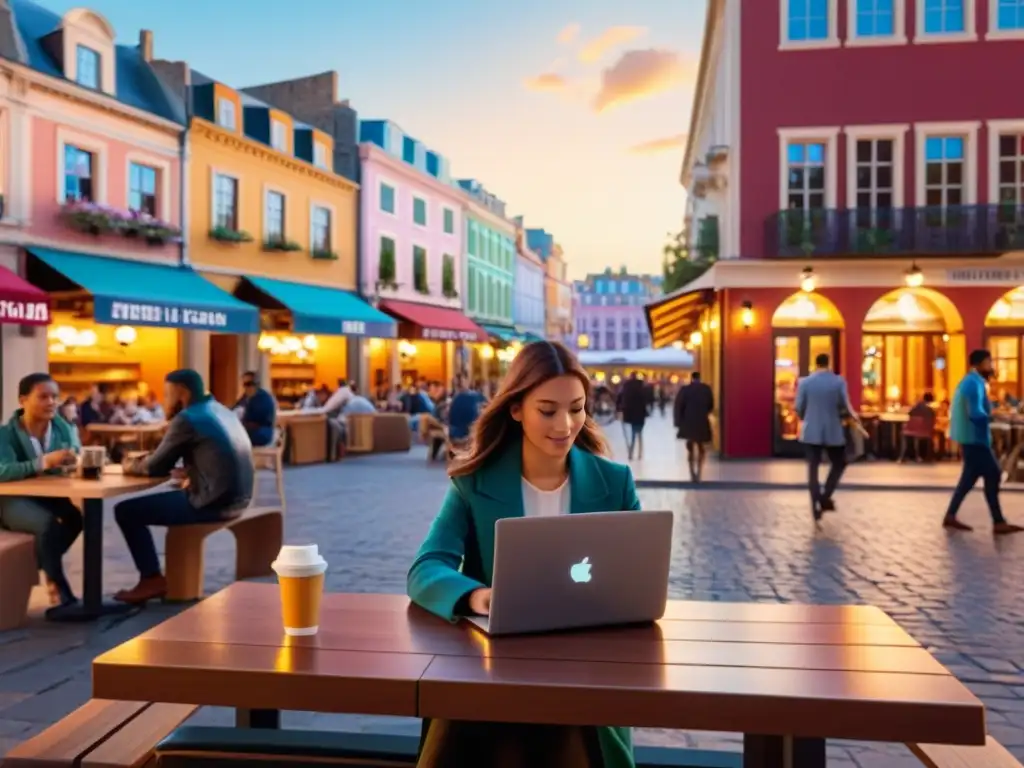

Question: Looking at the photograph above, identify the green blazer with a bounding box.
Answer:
[407,440,642,768]
[0,410,80,483]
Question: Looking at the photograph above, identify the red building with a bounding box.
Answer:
[648,0,1024,458]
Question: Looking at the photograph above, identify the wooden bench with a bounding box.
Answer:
[165,506,283,602]
[908,736,1023,767]
[3,698,197,768]
[0,530,39,631]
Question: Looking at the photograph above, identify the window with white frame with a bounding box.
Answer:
[921,0,967,34]
[265,190,285,242]
[923,136,965,208]
[853,138,895,227]
[63,145,94,202]
[996,133,1024,205]
[314,143,328,169]
[311,206,332,252]
[128,162,158,216]
[784,0,833,42]
[217,98,236,130]
[213,174,238,230]
[75,45,100,89]
[270,120,287,152]
[995,0,1024,30]
[855,0,895,35]
[786,142,827,211]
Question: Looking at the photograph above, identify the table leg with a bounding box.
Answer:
[236,709,280,729]
[47,498,132,622]
[743,735,826,767]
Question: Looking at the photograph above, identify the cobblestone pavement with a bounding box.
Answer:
[1,445,1023,767]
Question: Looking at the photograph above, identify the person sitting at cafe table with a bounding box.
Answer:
[78,383,111,427]
[237,372,276,447]
[115,368,254,604]
[0,373,82,616]
[407,341,640,767]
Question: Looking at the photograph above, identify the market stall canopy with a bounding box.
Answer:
[644,269,716,349]
[26,248,259,333]
[237,276,396,338]
[0,264,49,325]
[379,299,488,343]
[578,347,694,368]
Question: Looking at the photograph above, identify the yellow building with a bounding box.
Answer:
[174,74,395,405]
[544,243,573,343]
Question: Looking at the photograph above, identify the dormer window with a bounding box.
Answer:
[217,98,236,130]
[270,119,287,152]
[314,143,328,169]
[75,44,99,89]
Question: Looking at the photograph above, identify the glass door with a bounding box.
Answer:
[773,330,840,456]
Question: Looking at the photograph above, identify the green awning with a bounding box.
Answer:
[482,323,522,345]
[238,276,396,337]
[26,247,259,333]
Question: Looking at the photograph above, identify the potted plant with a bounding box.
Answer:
[210,226,254,243]
[311,247,338,260]
[263,236,302,252]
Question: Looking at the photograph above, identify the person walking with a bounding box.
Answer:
[944,349,1023,535]
[617,372,649,461]
[674,372,714,482]
[796,353,857,521]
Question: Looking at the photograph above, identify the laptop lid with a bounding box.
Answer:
[477,510,673,636]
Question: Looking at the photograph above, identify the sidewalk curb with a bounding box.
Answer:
[635,479,1024,494]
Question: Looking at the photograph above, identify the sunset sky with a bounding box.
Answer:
[39,0,706,278]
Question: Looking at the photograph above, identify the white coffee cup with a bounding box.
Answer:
[272,545,328,637]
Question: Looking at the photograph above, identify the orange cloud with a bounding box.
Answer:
[578,26,646,64]
[557,23,580,45]
[524,73,568,92]
[592,49,691,113]
[629,133,689,155]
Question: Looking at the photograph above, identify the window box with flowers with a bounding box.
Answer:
[311,248,338,260]
[122,210,182,245]
[442,253,458,299]
[60,201,122,235]
[413,246,429,294]
[263,237,302,252]
[210,226,254,243]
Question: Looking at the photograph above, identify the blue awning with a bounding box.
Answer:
[482,323,523,345]
[239,276,396,337]
[26,248,259,333]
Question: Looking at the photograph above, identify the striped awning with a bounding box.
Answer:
[645,272,716,348]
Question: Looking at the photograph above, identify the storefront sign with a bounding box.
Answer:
[292,313,396,338]
[946,268,1024,284]
[422,327,483,342]
[341,320,366,335]
[0,299,49,325]
[93,296,258,334]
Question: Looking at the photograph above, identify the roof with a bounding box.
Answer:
[8,0,184,124]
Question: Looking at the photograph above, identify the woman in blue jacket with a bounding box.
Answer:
[407,340,640,768]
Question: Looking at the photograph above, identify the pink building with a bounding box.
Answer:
[358,122,485,389]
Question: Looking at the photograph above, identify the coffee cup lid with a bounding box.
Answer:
[272,544,326,574]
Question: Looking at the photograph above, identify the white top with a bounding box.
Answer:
[522,477,571,517]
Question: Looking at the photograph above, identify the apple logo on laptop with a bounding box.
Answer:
[570,557,592,583]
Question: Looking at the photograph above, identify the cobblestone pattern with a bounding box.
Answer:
[0,447,1021,767]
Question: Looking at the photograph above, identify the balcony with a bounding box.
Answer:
[765,205,1024,258]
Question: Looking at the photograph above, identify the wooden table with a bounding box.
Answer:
[0,467,165,621]
[86,422,167,450]
[92,583,986,767]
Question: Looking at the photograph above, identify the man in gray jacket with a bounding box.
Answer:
[796,353,856,520]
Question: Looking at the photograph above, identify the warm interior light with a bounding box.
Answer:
[302,335,318,350]
[610,374,622,385]
[76,329,98,347]
[689,331,703,346]
[905,264,924,288]
[257,334,278,352]
[480,344,495,360]
[284,336,302,352]
[672,340,684,350]
[800,267,816,293]
[114,325,137,346]
[740,301,754,329]
[577,333,590,349]
[398,340,418,357]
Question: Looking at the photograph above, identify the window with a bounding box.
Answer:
[783,0,834,43]
[923,136,965,208]
[786,142,827,211]
[413,246,428,293]
[918,0,976,37]
[265,191,285,241]
[853,0,897,37]
[270,120,287,152]
[128,162,157,215]
[213,174,238,230]
[63,145,94,202]
[217,98,236,130]
[413,197,427,227]
[314,143,328,169]
[468,265,477,311]
[853,139,894,227]
[76,45,100,89]
[468,224,477,255]
[311,206,332,252]
[379,182,395,214]
[995,0,1024,30]
[997,134,1024,205]
[443,207,455,235]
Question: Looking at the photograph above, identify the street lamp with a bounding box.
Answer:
[905,262,924,288]
[740,301,754,330]
[800,266,816,293]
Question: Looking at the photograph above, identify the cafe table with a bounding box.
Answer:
[86,422,168,450]
[92,582,986,768]
[0,465,165,621]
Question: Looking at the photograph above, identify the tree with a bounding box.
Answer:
[662,225,715,294]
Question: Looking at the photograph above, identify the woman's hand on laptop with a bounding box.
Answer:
[468,588,492,616]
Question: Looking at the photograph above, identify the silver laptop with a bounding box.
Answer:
[465,510,673,636]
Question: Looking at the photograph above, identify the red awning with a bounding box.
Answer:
[0,265,49,325]
[379,300,488,343]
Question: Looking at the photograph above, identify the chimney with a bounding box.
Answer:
[139,29,153,62]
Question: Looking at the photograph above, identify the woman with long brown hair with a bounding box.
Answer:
[407,340,640,768]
